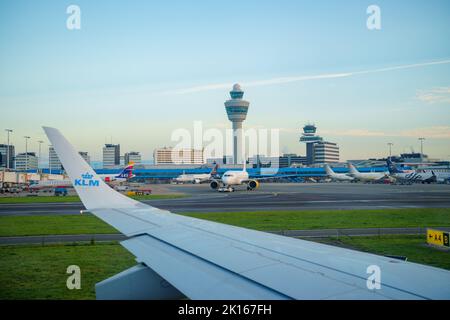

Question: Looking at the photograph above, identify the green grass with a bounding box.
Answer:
[184,208,450,231]
[317,235,450,270]
[130,194,186,200]
[1,237,448,300]
[0,196,82,203]
[0,242,135,299]
[0,194,186,204]
[0,215,118,237]
[1,208,449,237]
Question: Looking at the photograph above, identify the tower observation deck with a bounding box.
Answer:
[300,124,323,165]
[225,84,250,164]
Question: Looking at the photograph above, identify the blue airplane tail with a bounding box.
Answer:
[386,158,402,174]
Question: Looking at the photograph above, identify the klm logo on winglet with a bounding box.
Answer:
[74,172,100,187]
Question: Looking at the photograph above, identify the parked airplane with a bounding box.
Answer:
[29,178,73,191]
[173,164,218,184]
[30,163,135,191]
[98,163,135,183]
[347,163,388,182]
[430,170,450,184]
[324,164,354,182]
[43,126,450,300]
[386,159,435,184]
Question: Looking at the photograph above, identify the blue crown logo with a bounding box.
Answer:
[81,172,93,179]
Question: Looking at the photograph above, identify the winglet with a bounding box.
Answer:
[43,127,141,210]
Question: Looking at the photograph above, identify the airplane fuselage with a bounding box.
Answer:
[174,173,211,184]
[330,173,354,182]
[98,174,134,183]
[391,171,434,183]
[221,170,249,186]
[29,179,73,190]
[348,172,387,182]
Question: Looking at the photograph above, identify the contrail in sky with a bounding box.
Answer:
[165,59,450,95]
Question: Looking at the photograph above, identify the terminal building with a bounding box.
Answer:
[79,151,91,165]
[207,156,234,166]
[103,144,120,168]
[248,154,307,168]
[15,152,38,171]
[49,146,63,171]
[400,152,429,163]
[153,147,204,165]
[0,144,15,169]
[312,141,340,164]
[124,152,141,165]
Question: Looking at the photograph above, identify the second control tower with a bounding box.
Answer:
[300,124,323,165]
[225,84,250,164]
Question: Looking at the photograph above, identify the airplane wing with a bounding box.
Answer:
[44,126,450,300]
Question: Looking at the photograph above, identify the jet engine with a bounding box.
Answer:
[210,180,220,190]
[247,180,259,190]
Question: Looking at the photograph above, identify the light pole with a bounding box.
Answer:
[387,143,394,158]
[49,145,52,175]
[5,129,13,170]
[418,138,425,161]
[24,136,30,172]
[37,140,44,172]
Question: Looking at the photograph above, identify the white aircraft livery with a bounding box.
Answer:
[347,163,388,182]
[43,127,450,300]
[29,178,73,191]
[209,161,300,192]
[173,164,218,184]
[324,164,354,182]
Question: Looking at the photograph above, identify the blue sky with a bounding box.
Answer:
[1,0,450,161]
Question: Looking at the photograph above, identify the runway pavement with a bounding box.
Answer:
[1,183,450,216]
[3,227,450,245]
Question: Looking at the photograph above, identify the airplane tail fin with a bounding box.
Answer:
[43,127,140,211]
[117,162,135,179]
[347,162,359,174]
[210,164,219,175]
[324,164,334,176]
[386,158,401,174]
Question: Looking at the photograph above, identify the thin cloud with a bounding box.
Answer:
[164,59,450,95]
[321,129,387,137]
[322,126,450,139]
[417,87,450,104]
[399,126,450,139]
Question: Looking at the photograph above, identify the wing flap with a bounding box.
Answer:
[121,235,290,300]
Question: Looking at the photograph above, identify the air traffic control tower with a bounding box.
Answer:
[225,84,250,164]
[300,124,323,165]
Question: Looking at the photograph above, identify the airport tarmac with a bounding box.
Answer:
[1,183,450,216]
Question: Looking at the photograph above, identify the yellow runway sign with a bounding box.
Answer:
[427,229,450,248]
